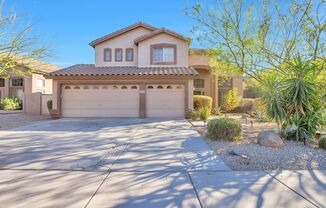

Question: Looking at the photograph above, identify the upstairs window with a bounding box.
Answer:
[0,78,5,87]
[104,48,112,62]
[36,79,45,88]
[11,78,23,87]
[126,48,133,61]
[151,44,176,65]
[115,48,123,62]
[194,79,205,88]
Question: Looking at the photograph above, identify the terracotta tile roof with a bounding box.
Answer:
[134,28,191,44]
[48,64,198,77]
[89,22,157,47]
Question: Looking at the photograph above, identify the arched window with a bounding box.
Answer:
[73,86,80,89]
[121,85,128,89]
[166,85,173,89]
[92,85,99,89]
[112,85,118,89]
[157,85,164,89]
[131,85,138,89]
[83,85,90,89]
[176,85,183,89]
[147,85,154,89]
[102,86,108,89]
[64,86,71,89]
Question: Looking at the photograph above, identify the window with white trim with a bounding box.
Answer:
[115,49,123,61]
[126,48,133,61]
[152,45,175,64]
[104,48,111,61]
[36,79,45,88]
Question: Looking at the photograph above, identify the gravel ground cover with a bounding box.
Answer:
[0,113,50,131]
[193,114,326,170]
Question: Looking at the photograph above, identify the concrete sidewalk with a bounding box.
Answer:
[0,118,324,207]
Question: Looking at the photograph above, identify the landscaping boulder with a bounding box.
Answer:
[257,130,284,148]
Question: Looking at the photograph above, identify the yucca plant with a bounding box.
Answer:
[260,56,325,141]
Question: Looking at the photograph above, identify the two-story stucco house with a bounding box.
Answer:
[47,22,243,118]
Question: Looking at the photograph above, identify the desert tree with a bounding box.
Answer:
[184,0,325,80]
[0,0,49,77]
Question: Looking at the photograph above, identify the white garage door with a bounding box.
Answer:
[61,84,139,117]
[146,84,185,118]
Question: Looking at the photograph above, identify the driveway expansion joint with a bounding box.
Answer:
[265,170,319,208]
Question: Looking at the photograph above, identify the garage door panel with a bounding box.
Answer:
[62,108,139,117]
[146,84,185,118]
[62,85,139,117]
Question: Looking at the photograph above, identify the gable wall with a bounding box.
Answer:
[94,27,152,67]
[137,33,189,67]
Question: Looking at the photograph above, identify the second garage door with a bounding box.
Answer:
[61,84,139,117]
[146,84,185,118]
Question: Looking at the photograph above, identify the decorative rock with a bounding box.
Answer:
[257,130,284,148]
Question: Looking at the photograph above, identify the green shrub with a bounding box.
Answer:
[207,118,242,141]
[318,136,326,150]
[224,89,241,112]
[193,95,212,111]
[0,97,21,110]
[212,107,222,116]
[198,106,211,121]
[234,98,254,113]
[47,100,53,110]
[244,78,262,98]
[189,109,199,120]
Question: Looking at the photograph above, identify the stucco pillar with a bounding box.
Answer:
[139,84,146,118]
[211,75,218,108]
[52,80,58,110]
[187,79,193,109]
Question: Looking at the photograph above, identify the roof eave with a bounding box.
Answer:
[89,22,157,48]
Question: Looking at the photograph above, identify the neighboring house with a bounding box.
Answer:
[47,22,243,118]
[0,58,60,113]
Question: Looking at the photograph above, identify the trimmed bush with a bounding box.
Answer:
[0,97,21,110]
[319,136,326,150]
[207,118,242,141]
[193,95,212,111]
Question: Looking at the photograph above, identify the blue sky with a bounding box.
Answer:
[6,0,198,67]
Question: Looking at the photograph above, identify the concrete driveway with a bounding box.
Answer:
[0,118,324,208]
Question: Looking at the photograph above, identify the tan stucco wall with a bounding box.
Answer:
[32,73,52,94]
[0,79,9,98]
[189,54,210,67]
[94,27,152,67]
[232,75,243,98]
[193,68,211,96]
[137,33,189,67]
[23,92,41,115]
